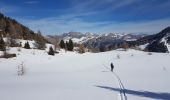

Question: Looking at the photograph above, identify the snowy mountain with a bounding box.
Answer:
[47,32,145,52]
[46,27,170,53]
[48,32,144,43]
[62,32,99,43]
[62,32,85,38]
[137,26,170,53]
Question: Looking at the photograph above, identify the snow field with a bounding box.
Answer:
[0,48,170,100]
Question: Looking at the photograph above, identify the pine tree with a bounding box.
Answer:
[65,41,69,50]
[0,36,5,51]
[48,46,55,55]
[59,40,65,49]
[24,42,31,49]
[68,39,74,51]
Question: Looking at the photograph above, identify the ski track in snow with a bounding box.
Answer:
[103,65,127,100]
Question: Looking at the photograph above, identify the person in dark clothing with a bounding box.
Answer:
[110,63,114,72]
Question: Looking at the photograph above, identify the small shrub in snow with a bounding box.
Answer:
[24,42,31,49]
[31,50,35,55]
[131,54,134,57]
[122,43,129,51]
[148,52,152,55]
[17,62,25,76]
[48,46,55,56]
[117,54,120,59]
[78,44,85,54]
[17,47,21,52]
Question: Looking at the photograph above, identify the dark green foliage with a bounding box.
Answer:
[24,42,31,49]
[61,39,74,51]
[68,39,74,51]
[59,40,65,49]
[48,46,55,56]
[0,36,5,51]
[65,41,69,50]
[65,39,74,51]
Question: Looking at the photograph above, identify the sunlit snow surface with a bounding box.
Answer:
[0,48,170,100]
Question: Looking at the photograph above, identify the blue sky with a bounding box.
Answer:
[0,0,170,35]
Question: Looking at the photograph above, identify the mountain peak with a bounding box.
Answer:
[62,32,84,38]
[161,26,170,33]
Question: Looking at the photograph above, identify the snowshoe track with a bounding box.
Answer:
[103,65,127,100]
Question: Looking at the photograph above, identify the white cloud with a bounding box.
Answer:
[15,16,170,35]
[24,1,38,4]
[98,19,170,34]
[10,0,170,35]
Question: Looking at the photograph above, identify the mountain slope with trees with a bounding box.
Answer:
[137,27,170,53]
[0,13,47,43]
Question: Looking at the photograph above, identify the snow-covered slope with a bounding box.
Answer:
[3,38,54,50]
[167,44,170,52]
[139,43,149,50]
[48,32,144,45]
[0,49,170,100]
[64,36,94,43]
[138,27,170,53]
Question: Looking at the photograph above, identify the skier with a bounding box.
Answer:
[110,63,114,72]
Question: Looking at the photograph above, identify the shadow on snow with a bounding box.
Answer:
[95,85,170,100]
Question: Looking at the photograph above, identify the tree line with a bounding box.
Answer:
[59,39,74,51]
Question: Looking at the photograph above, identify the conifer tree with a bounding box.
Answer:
[68,39,74,51]
[0,36,5,51]
[24,42,31,49]
[48,46,55,55]
[65,41,69,50]
[59,40,65,49]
